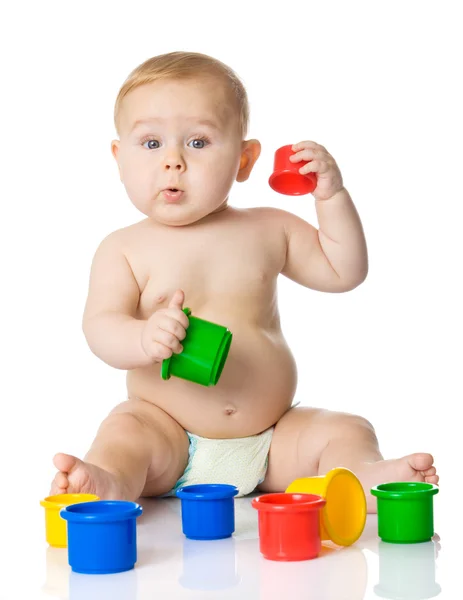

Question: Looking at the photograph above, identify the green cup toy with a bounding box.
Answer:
[371,482,439,544]
[161,308,232,387]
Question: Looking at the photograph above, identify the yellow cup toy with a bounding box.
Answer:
[285,467,366,546]
[40,494,99,547]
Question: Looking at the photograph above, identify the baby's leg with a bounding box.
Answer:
[259,407,438,512]
[50,398,189,501]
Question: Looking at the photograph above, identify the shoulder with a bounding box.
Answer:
[234,206,307,241]
[247,206,317,238]
[95,219,151,253]
[230,205,295,227]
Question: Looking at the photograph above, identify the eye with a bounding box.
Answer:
[142,139,160,150]
[188,138,209,149]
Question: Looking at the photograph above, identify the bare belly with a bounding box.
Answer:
[126,324,298,438]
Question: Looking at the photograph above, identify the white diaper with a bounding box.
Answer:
[168,427,274,497]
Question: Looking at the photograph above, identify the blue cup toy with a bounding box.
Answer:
[176,484,239,540]
[60,501,143,574]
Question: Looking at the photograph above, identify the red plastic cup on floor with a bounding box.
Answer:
[269,144,317,195]
[252,493,326,561]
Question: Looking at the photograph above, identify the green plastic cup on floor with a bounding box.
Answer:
[161,308,233,387]
[371,482,439,544]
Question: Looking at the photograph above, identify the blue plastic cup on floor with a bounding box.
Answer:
[176,484,239,540]
[60,501,143,574]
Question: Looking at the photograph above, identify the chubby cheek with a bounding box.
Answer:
[120,160,153,207]
[193,161,236,199]
[207,177,231,202]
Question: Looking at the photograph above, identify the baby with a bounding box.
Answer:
[50,51,438,512]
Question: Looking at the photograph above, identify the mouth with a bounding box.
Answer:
[162,188,184,202]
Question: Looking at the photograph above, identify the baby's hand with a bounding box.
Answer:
[141,289,189,363]
[290,141,344,201]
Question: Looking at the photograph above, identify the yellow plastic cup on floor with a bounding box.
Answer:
[285,467,366,546]
[40,494,100,547]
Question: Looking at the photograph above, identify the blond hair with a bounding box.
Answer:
[114,51,249,138]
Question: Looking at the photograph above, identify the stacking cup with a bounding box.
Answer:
[286,467,366,546]
[40,494,99,548]
[252,493,326,561]
[61,500,143,574]
[371,482,439,543]
[161,308,232,386]
[176,484,239,540]
[268,144,317,195]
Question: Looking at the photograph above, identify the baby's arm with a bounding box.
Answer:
[280,187,368,292]
[280,141,368,292]
[82,232,151,370]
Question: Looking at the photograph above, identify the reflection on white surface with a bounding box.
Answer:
[258,545,368,600]
[37,498,444,599]
[68,570,138,600]
[43,546,68,600]
[179,536,241,590]
[43,547,140,600]
[375,539,441,600]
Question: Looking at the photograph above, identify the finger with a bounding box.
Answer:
[155,329,184,353]
[149,341,173,360]
[163,308,190,330]
[292,149,331,164]
[289,148,317,163]
[299,159,327,175]
[159,316,187,341]
[291,141,320,152]
[168,289,185,311]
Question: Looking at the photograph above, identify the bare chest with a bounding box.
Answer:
[130,218,286,321]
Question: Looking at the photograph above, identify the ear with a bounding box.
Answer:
[236,139,261,182]
[111,139,123,181]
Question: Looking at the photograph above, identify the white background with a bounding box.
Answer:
[0,1,461,596]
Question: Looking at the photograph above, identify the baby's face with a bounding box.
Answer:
[113,77,245,226]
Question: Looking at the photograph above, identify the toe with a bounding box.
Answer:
[53,452,80,474]
[50,481,67,496]
[50,471,69,496]
[426,474,439,485]
[55,472,69,489]
[422,466,436,477]
[409,452,434,471]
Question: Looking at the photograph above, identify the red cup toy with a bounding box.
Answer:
[252,493,326,561]
[269,144,317,195]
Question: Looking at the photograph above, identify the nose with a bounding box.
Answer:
[163,148,186,172]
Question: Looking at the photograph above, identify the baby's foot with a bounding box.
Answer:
[50,453,132,500]
[355,453,439,512]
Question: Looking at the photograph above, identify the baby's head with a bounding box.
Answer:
[112,52,261,226]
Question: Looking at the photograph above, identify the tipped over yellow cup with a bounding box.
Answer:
[285,467,366,546]
[40,493,100,547]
